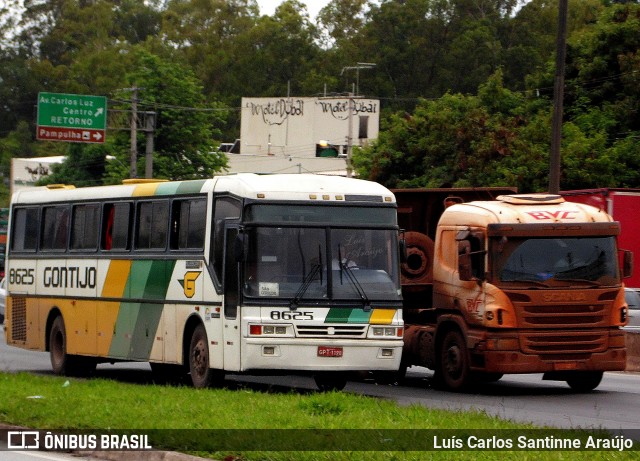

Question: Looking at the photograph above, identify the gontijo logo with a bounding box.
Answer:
[179,271,201,298]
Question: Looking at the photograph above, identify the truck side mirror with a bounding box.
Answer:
[623,250,633,279]
[458,240,474,281]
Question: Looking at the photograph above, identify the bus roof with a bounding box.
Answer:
[11,174,396,205]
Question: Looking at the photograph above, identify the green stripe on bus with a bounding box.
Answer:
[347,309,371,323]
[109,260,176,359]
[108,301,139,358]
[325,308,352,323]
[130,302,164,359]
[154,182,181,195]
[154,180,207,196]
[176,179,207,195]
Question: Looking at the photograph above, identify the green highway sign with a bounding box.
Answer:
[37,92,107,143]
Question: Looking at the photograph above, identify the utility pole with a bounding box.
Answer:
[346,90,354,178]
[549,0,568,194]
[144,112,155,178]
[129,87,138,179]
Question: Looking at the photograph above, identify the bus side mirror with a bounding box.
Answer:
[399,238,407,264]
[623,250,633,279]
[234,234,247,262]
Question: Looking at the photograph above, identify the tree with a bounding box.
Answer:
[353,70,548,191]
[104,49,228,182]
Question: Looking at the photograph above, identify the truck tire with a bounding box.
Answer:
[435,329,471,391]
[566,371,603,392]
[401,232,434,287]
[188,323,223,388]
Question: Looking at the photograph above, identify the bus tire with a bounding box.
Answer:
[566,371,603,392]
[314,372,347,392]
[188,323,222,388]
[49,315,95,377]
[435,329,471,392]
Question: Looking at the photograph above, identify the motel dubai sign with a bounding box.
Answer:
[37,92,107,143]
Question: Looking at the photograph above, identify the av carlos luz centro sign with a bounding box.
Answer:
[37,92,107,143]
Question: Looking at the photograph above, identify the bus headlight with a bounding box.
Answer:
[249,324,293,337]
[370,326,403,338]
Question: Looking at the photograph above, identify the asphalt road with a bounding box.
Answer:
[2,326,640,440]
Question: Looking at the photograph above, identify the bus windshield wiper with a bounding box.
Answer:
[338,244,371,311]
[290,246,323,310]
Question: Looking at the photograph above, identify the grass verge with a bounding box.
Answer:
[0,371,636,460]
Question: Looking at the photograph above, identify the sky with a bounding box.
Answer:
[256,0,332,19]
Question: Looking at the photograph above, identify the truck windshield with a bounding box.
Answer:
[492,236,619,287]
[242,226,401,303]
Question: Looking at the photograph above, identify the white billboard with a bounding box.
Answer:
[232,97,380,175]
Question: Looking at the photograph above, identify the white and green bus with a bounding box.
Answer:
[5,174,404,390]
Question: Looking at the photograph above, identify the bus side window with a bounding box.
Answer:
[135,201,169,250]
[71,204,100,251]
[170,198,206,250]
[212,196,242,286]
[10,207,39,252]
[102,202,132,251]
[41,206,70,251]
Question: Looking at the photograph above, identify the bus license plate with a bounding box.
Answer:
[318,346,343,358]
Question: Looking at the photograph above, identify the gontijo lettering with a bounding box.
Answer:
[44,266,97,288]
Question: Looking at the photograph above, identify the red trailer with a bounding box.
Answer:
[560,189,640,289]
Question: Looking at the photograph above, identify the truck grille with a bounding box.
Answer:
[296,325,367,338]
[522,304,606,326]
[505,290,614,356]
[521,330,608,355]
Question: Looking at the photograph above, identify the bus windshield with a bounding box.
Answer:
[492,236,619,287]
[242,226,401,303]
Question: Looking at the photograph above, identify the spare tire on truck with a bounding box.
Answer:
[401,231,435,289]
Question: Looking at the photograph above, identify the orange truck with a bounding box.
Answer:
[393,188,632,392]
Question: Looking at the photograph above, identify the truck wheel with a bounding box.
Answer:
[49,315,95,376]
[401,232,435,287]
[566,371,603,392]
[437,329,470,391]
[188,323,220,388]
[314,372,347,392]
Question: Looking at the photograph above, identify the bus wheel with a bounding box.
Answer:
[437,329,470,391]
[566,371,603,392]
[49,316,70,375]
[314,373,347,392]
[49,316,95,376]
[188,324,219,388]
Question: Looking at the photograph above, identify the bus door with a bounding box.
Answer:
[222,225,241,371]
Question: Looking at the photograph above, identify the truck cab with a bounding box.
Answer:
[399,193,631,392]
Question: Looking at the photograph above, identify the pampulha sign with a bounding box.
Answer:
[36,92,107,143]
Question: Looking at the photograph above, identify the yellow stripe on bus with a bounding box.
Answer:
[102,260,132,298]
[369,309,396,325]
[132,182,162,196]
